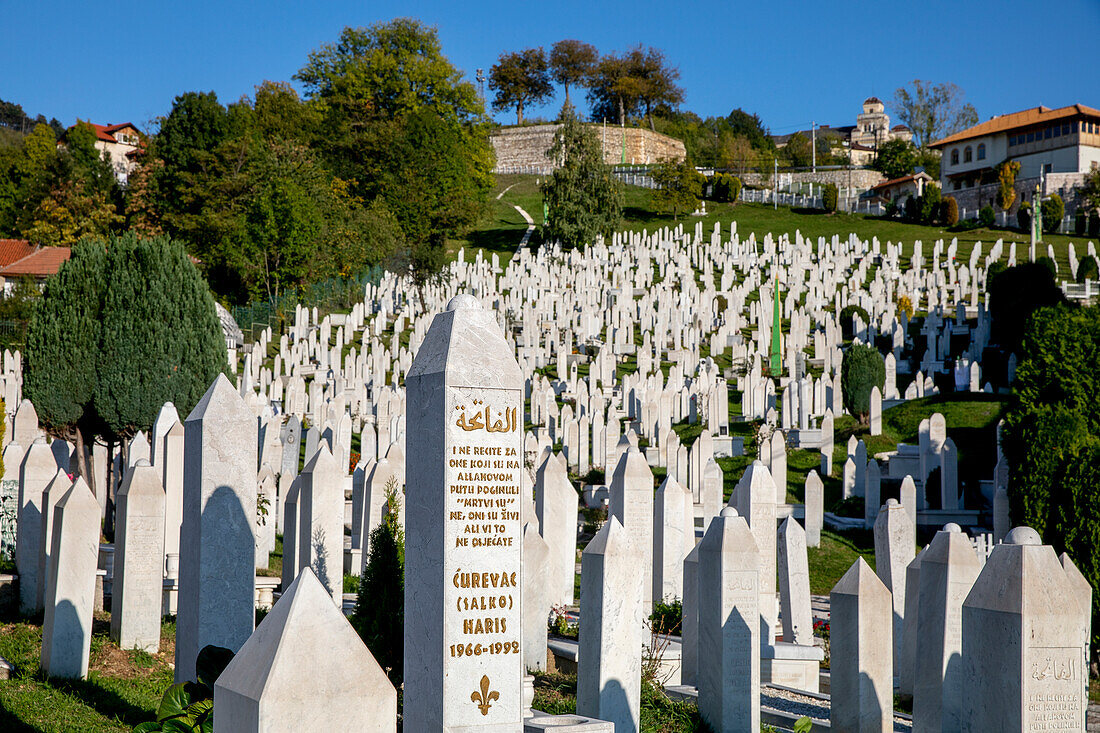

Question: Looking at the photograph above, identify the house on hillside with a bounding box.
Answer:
[0,245,71,294]
[930,104,1100,192]
[66,122,143,184]
[862,172,933,205]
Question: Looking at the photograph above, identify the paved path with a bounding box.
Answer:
[495,182,536,251]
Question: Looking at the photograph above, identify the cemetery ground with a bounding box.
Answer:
[454,174,1091,276]
[0,611,174,732]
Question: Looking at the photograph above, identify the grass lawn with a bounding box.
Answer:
[808,529,877,595]
[0,614,175,733]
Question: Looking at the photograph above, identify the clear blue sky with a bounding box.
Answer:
[4,0,1099,135]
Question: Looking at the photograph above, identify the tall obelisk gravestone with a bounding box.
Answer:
[405,295,524,732]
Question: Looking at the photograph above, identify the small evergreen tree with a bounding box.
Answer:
[1041,194,1065,234]
[1075,208,1087,235]
[995,160,1020,210]
[841,342,885,422]
[1078,255,1099,283]
[351,478,405,686]
[941,196,959,226]
[540,104,623,248]
[652,158,704,221]
[95,234,227,439]
[979,205,995,228]
[821,183,838,213]
[1017,201,1032,232]
[920,183,941,225]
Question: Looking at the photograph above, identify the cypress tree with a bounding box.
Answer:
[94,234,226,439]
[24,240,108,479]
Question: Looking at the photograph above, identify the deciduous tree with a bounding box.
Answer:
[873,138,919,180]
[892,80,979,150]
[549,40,598,104]
[652,158,704,221]
[489,48,553,125]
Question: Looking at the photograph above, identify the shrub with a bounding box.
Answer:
[988,263,1065,352]
[1018,201,1032,232]
[979,205,995,227]
[1036,256,1057,279]
[839,304,871,340]
[941,196,959,226]
[712,173,741,203]
[1090,210,1100,237]
[1041,193,1065,233]
[351,478,405,686]
[904,195,919,222]
[1075,209,1088,235]
[841,342,885,421]
[822,182,838,213]
[1078,255,1099,283]
[896,295,914,320]
[1002,305,1100,653]
[650,597,683,634]
[920,183,942,224]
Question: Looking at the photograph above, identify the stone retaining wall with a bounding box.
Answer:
[490,124,686,172]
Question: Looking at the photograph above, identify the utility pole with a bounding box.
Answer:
[812,121,816,173]
[774,157,779,210]
[475,69,485,103]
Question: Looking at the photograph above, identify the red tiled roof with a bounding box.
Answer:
[0,239,36,268]
[0,246,72,278]
[930,104,1100,148]
[870,172,931,191]
[76,122,140,144]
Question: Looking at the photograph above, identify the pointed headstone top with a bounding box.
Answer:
[187,373,250,424]
[832,556,888,597]
[583,516,629,557]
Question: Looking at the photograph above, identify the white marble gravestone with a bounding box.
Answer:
[40,478,99,679]
[404,295,524,732]
[111,460,166,653]
[176,374,258,683]
[830,558,893,733]
[576,517,643,733]
[214,567,397,732]
[698,507,760,733]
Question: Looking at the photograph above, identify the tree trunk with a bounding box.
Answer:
[104,436,116,540]
[517,102,524,126]
[646,102,655,131]
[618,96,625,126]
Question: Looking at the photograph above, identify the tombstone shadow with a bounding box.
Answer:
[599,677,635,732]
[858,670,886,731]
[192,486,254,652]
[42,599,85,679]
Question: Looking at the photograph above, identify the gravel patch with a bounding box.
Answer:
[762,686,912,731]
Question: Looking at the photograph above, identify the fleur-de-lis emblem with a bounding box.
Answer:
[471,674,499,716]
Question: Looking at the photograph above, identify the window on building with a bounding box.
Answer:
[1044,126,1053,139]
[1054,125,1061,138]
[1043,163,1053,175]
[1064,123,1071,135]
[1027,131,1035,143]
[977,143,986,160]
[951,148,959,165]
[953,180,961,191]
[964,146,972,163]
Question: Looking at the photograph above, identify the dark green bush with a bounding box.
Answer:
[839,304,871,340]
[1078,255,1099,283]
[712,173,741,203]
[1075,209,1088,235]
[841,342,885,420]
[650,598,683,634]
[920,183,942,224]
[941,196,959,226]
[904,195,919,222]
[1041,193,1065,233]
[1089,210,1100,237]
[351,480,405,686]
[988,263,1065,352]
[1018,201,1032,232]
[979,205,995,227]
[822,183,838,212]
[1036,256,1057,279]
